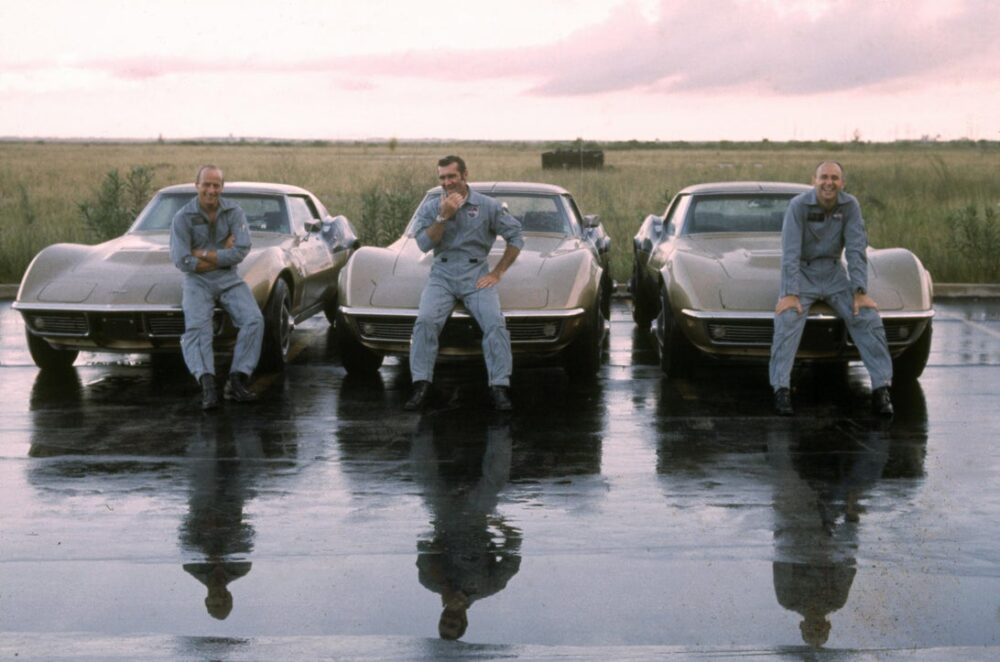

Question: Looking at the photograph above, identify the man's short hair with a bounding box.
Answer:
[814,160,844,178]
[437,155,467,174]
[196,164,224,184]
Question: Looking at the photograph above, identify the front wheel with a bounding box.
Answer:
[631,262,656,329]
[258,279,293,371]
[892,321,932,382]
[336,312,384,375]
[600,272,613,320]
[656,285,694,378]
[564,297,604,379]
[323,294,339,324]
[25,330,78,370]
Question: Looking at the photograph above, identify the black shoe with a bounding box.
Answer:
[872,386,894,417]
[774,388,793,416]
[224,372,258,403]
[200,374,219,411]
[491,386,513,412]
[404,381,433,411]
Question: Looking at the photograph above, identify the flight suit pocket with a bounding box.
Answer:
[191,224,211,245]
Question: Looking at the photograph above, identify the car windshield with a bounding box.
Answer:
[681,194,794,235]
[130,192,291,234]
[406,191,573,235]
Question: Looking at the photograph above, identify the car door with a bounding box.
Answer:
[286,194,336,312]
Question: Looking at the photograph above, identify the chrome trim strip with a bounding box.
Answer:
[13,302,184,313]
[681,308,935,321]
[340,306,585,319]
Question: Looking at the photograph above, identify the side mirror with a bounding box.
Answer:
[305,219,321,233]
[583,214,601,229]
[650,215,664,239]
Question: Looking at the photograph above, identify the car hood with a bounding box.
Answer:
[21,232,284,307]
[674,234,904,311]
[365,234,589,310]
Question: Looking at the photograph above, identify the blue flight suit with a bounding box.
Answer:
[170,196,263,380]
[769,189,892,391]
[410,190,524,387]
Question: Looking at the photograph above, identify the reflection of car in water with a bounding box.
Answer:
[15,182,359,371]
[411,415,519,640]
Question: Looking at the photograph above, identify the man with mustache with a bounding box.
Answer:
[405,155,523,411]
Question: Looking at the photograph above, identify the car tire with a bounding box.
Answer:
[656,285,694,378]
[336,312,384,375]
[25,329,78,370]
[631,262,656,329]
[259,278,293,371]
[600,272,613,320]
[564,296,604,379]
[323,295,339,325]
[892,320,932,382]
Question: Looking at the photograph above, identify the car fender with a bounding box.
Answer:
[868,248,934,311]
[660,249,727,312]
[16,243,96,302]
[537,247,601,310]
[240,246,300,308]
[338,245,404,308]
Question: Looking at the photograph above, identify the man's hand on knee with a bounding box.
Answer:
[853,292,878,315]
[476,272,501,289]
[775,295,802,315]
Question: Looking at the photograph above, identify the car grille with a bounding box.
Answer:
[882,321,921,344]
[25,311,223,340]
[354,316,563,344]
[706,322,772,345]
[357,318,413,342]
[509,320,563,342]
[26,313,89,336]
[145,313,187,337]
[705,318,922,348]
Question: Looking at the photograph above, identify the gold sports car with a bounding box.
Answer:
[335,182,612,378]
[15,182,358,370]
[630,181,934,380]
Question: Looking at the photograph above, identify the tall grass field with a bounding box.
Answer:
[2,141,998,285]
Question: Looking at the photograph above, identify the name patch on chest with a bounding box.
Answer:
[807,211,844,223]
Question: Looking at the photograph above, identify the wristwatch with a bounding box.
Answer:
[855,286,866,295]
[434,214,447,224]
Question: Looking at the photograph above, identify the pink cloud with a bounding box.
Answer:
[5,0,998,97]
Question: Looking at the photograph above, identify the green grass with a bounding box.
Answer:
[2,141,999,284]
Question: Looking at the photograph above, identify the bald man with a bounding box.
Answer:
[769,161,893,417]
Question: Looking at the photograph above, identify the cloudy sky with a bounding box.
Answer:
[2,0,998,142]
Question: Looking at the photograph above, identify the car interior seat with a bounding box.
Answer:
[262,211,289,233]
[521,211,565,233]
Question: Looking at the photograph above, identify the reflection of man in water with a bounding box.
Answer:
[768,421,889,647]
[411,415,520,640]
[180,415,256,620]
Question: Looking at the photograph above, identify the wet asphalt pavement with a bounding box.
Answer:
[2,299,1000,660]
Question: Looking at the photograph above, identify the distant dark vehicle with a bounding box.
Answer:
[542,149,604,170]
[15,182,359,371]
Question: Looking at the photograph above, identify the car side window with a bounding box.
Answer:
[287,196,319,234]
[131,193,189,231]
[562,195,585,236]
[661,194,690,239]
